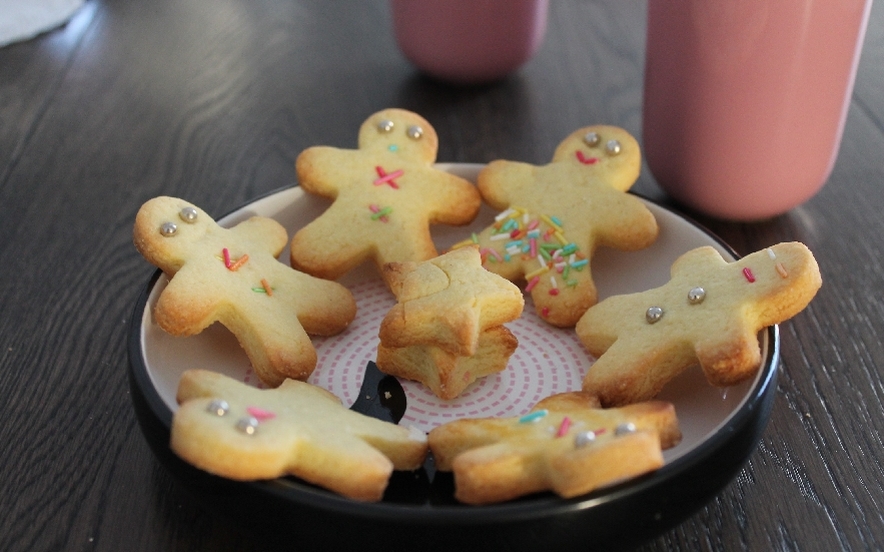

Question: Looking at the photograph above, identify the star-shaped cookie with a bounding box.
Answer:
[456,125,658,327]
[428,391,681,504]
[377,246,524,398]
[133,196,357,387]
[577,242,822,406]
[290,108,482,280]
[171,369,428,502]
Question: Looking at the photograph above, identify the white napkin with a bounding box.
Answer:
[0,0,85,48]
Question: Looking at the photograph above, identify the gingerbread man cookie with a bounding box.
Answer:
[290,108,482,281]
[377,246,524,399]
[133,196,357,387]
[171,369,428,502]
[428,391,681,504]
[452,125,658,328]
[578,242,822,406]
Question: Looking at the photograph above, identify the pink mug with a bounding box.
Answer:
[390,0,548,85]
[642,0,872,220]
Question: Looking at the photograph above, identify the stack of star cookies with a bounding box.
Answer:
[376,246,524,400]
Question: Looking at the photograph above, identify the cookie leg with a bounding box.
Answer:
[582,340,695,406]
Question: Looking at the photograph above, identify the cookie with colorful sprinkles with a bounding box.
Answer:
[290,108,482,281]
[133,196,357,387]
[428,391,681,504]
[577,242,822,407]
[171,369,428,502]
[453,125,658,327]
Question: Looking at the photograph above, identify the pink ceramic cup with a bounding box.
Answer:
[642,0,872,221]
[390,0,548,85]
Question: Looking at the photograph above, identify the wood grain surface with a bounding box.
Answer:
[1,0,883,550]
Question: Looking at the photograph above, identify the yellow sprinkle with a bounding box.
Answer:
[525,264,551,280]
[540,214,562,230]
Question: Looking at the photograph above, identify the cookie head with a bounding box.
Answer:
[133,197,213,271]
[551,125,641,192]
[357,108,439,165]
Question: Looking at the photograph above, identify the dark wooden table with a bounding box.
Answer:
[2,0,883,550]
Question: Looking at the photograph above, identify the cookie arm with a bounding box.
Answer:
[153,266,226,335]
[295,146,352,198]
[477,160,535,210]
[425,171,482,226]
[594,196,659,251]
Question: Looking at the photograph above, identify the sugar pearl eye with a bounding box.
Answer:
[377,119,395,133]
[646,306,664,324]
[606,140,622,155]
[236,416,260,435]
[615,422,637,436]
[406,125,423,140]
[574,430,597,448]
[688,287,706,304]
[583,132,601,147]
[206,399,230,417]
[179,206,198,223]
[160,222,178,237]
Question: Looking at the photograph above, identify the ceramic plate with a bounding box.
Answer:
[128,163,778,551]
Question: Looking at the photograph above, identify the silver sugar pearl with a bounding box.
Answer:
[574,430,597,448]
[236,416,260,435]
[406,125,423,140]
[206,399,230,417]
[583,132,601,147]
[179,206,199,223]
[688,286,706,305]
[615,422,637,436]
[377,119,395,133]
[646,306,664,324]
[160,222,178,237]
[606,139,622,155]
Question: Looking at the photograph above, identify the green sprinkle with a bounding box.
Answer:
[371,206,393,220]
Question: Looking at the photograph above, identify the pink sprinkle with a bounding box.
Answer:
[374,166,402,188]
[541,307,550,317]
[743,267,756,283]
[222,248,231,268]
[527,219,540,231]
[525,275,540,292]
[246,406,276,421]
[556,417,572,437]
[549,288,560,296]
[530,238,538,258]
[369,204,380,213]
[481,247,502,262]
